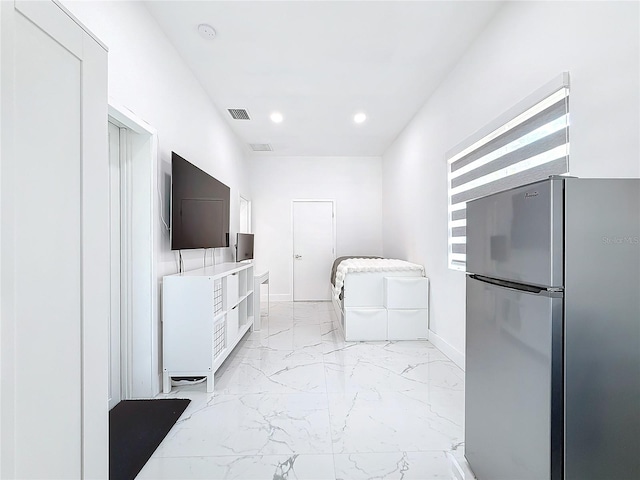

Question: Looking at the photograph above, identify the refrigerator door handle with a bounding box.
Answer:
[469,274,563,297]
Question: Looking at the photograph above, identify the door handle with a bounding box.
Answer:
[295,254,302,259]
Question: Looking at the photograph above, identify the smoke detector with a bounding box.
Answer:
[198,24,216,40]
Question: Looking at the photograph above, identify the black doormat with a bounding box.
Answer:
[109,398,190,480]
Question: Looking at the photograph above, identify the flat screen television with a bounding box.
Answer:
[171,152,230,250]
[236,233,254,262]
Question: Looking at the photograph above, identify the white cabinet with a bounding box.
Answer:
[162,262,254,393]
[384,277,430,309]
[345,308,388,341]
[387,309,428,340]
[384,277,429,340]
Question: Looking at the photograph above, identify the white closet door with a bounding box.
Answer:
[1,1,108,477]
[292,200,335,301]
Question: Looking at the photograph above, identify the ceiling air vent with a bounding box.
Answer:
[249,143,273,152]
[227,108,251,120]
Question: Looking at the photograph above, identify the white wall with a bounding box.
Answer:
[62,1,251,396]
[382,1,640,368]
[63,1,251,271]
[250,156,383,300]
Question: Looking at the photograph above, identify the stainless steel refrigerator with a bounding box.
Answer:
[465,177,640,480]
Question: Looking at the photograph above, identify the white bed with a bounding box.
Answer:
[330,258,429,341]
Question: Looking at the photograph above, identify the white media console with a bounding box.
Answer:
[162,262,254,393]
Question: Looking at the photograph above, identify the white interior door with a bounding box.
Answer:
[108,122,122,409]
[10,9,83,473]
[1,1,109,477]
[293,200,335,301]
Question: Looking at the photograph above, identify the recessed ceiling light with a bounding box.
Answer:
[197,24,216,40]
[354,112,367,124]
[270,112,284,124]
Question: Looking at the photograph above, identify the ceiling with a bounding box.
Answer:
[145,1,503,157]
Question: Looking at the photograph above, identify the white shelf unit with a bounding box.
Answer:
[162,262,254,393]
[253,271,269,331]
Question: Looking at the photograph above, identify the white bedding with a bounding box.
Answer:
[334,258,425,297]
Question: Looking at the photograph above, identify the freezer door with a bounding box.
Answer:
[466,177,563,288]
[465,276,563,480]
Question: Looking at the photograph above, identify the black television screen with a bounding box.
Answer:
[236,233,254,262]
[171,152,230,250]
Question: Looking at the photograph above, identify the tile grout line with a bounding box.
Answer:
[324,302,338,479]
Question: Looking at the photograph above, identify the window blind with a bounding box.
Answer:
[447,73,570,271]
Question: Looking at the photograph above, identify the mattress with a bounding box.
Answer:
[333,258,425,298]
[330,256,381,287]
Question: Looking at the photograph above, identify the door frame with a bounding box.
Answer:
[108,121,123,409]
[291,199,336,301]
[108,99,160,399]
[239,193,252,233]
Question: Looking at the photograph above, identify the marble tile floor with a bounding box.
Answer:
[138,301,476,479]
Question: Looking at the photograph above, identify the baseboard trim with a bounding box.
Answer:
[262,294,336,303]
[428,329,465,371]
[267,293,292,302]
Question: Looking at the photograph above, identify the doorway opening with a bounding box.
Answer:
[108,101,160,402]
[240,194,252,233]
